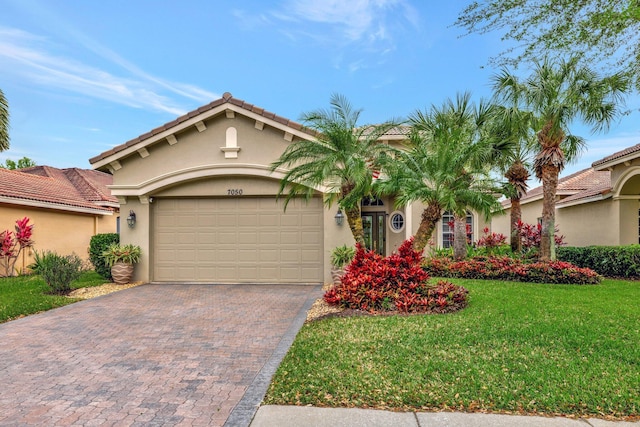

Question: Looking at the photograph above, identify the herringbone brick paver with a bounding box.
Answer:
[0,284,320,426]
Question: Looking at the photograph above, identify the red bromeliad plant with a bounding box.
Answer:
[0,217,34,277]
[516,220,565,254]
[324,238,469,314]
[476,227,507,254]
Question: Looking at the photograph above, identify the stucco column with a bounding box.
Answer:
[618,198,639,246]
[118,196,151,282]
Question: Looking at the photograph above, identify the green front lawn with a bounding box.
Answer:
[0,271,106,323]
[265,278,640,419]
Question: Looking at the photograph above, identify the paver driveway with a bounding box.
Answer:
[0,284,321,426]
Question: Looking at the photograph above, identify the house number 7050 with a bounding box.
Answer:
[227,189,243,196]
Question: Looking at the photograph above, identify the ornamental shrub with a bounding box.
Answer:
[0,217,34,277]
[89,233,119,280]
[324,238,469,314]
[423,255,601,284]
[37,251,85,295]
[557,245,640,278]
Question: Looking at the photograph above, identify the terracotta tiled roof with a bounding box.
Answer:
[518,167,611,204]
[0,166,116,213]
[89,92,315,165]
[592,143,640,168]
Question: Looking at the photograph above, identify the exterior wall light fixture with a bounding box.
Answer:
[126,210,137,228]
[334,209,345,226]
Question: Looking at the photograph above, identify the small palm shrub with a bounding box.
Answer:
[330,245,356,268]
[89,233,119,280]
[324,238,468,314]
[34,251,85,295]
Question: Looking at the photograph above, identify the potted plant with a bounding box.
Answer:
[103,243,141,284]
[330,244,356,285]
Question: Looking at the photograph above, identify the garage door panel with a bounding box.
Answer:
[237,232,258,244]
[153,197,323,283]
[218,231,237,244]
[217,214,237,226]
[279,232,299,244]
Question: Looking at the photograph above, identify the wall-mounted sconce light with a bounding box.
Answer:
[126,210,136,228]
[334,209,345,226]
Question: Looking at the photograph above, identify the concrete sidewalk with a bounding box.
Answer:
[250,405,639,427]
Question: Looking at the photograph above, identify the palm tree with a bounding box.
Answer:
[487,106,536,253]
[377,92,503,258]
[0,89,9,151]
[270,94,400,245]
[493,57,629,260]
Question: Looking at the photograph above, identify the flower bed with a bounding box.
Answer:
[324,239,468,314]
[423,255,602,284]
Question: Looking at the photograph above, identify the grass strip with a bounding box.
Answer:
[0,271,107,323]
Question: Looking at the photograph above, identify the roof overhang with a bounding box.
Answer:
[0,196,113,216]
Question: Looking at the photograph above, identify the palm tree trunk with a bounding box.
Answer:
[453,213,467,261]
[412,202,441,253]
[345,205,365,246]
[510,196,522,253]
[539,164,559,261]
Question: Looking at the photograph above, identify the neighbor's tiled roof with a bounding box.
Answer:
[592,143,640,168]
[89,92,315,165]
[0,166,116,212]
[502,167,612,209]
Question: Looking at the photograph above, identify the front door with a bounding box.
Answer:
[362,212,386,255]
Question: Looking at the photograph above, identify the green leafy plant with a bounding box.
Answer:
[89,233,119,280]
[558,245,640,278]
[330,245,356,268]
[36,251,85,295]
[102,243,141,266]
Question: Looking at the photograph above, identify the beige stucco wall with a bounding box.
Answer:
[556,199,619,246]
[492,196,637,247]
[111,114,292,187]
[0,204,117,274]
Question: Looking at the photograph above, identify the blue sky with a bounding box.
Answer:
[1,0,639,179]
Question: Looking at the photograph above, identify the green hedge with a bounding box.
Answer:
[557,245,640,278]
[89,233,119,281]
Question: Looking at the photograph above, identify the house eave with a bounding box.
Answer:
[557,193,612,209]
[0,196,113,216]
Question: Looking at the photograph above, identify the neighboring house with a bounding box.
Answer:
[492,143,640,247]
[0,166,119,273]
[90,92,489,284]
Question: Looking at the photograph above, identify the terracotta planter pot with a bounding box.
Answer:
[111,261,134,285]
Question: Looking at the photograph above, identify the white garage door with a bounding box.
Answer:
[153,197,324,283]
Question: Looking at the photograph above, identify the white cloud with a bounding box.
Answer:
[0,26,217,116]
[234,0,419,71]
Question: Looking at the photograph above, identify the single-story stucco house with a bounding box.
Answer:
[0,166,118,273]
[90,92,490,284]
[491,144,640,247]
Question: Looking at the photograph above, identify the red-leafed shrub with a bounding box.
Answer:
[324,238,469,314]
[423,255,601,284]
[1,217,34,277]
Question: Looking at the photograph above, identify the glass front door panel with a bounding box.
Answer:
[361,212,386,255]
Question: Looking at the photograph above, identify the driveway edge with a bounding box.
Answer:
[224,285,322,427]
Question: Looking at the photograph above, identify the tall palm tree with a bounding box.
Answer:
[493,57,629,260]
[487,106,536,253]
[270,94,400,245]
[0,89,9,151]
[377,92,503,258]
